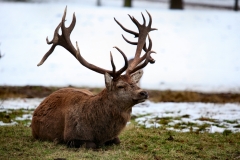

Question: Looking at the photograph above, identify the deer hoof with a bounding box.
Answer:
[86,142,97,149]
[67,140,84,148]
[105,137,121,146]
[113,137,121,145]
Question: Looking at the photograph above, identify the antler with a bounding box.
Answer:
[114,11,157,75]
[37,7,128,80]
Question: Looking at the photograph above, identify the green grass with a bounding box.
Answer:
[0,125,240,160]
[133,113,240,133]
[0,109,33,125]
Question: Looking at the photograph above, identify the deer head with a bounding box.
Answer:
[32,7,157,148]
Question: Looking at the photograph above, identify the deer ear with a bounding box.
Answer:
[104,72,112,90]
[131,70,143,84]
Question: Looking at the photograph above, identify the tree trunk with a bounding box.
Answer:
[234,0,239,11]
[170,0,184,9]
[96,0,101,6]
[124,0,132,7]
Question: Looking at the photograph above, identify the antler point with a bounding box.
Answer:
[37,62,42,66]
[150,50,156,53]
[110,52,113,61]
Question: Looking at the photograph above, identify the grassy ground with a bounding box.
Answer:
[0,124,240,160]
[1,86,240,159]
[1,85,240,103]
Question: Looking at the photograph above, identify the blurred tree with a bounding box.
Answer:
[0,44,3,60]
[234,0,239,11]
[170,0,184,9]
[0,52,3,60]
[124,0,132,7]
[6,0,30,1]
[96,0,101,6]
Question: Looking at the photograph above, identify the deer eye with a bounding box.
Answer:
[130,84,135,88]
[117,85,125,89]
[116,83,126,89]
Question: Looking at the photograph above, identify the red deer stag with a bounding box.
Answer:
[32,7,157,149]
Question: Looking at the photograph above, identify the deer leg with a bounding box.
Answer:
[105,137,121,146]
[67,139,85,148]
[86,141,97,149]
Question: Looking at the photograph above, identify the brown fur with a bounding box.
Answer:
[31,72,148,148]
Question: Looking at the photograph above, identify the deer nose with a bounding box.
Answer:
[139,91,148,98]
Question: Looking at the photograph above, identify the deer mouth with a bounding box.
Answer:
[132,91,149,103]
[134,98,147,103]
[132,97,148,103]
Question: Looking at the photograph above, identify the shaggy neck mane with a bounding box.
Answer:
[94,88,133,111]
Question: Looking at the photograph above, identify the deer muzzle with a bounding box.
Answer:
[132,90,149,103]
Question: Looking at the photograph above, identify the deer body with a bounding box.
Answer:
[32,73,145,147]
[32,88,130,146]
[32,7,157,148]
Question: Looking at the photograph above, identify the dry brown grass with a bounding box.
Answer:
[148,89,240,103]
[1,85,240,103]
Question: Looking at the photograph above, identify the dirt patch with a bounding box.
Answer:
[0,85,240,103]
[0,86,102,99]
[0,85,59,98]
[148,90,240,103]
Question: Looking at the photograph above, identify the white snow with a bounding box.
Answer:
[0,98,239,133]
[0,98,42,110]
[0,0,240,92]
[133,101,240,133]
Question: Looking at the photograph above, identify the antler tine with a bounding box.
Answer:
[37,22,62,66]
[145,34,155,64]
[110,52,116,78]
[46,23,61,45]
[141,12,146,26]
[122,33,154,64]
[114,17,139,38]
[37,45,56,66]
[125,34,154,72]
[113,46,128,79]
[61,7,77,57]
[130,16,141,29]
[138,34,154,63]
[61,7,76,34]
[124,33,152,52]
[130,51,156,74]
[122,35,138,45]
[146,10,158,31]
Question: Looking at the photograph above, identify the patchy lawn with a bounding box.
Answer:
[0,125,240,160]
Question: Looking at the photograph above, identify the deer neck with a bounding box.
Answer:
[95,88,133,112]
